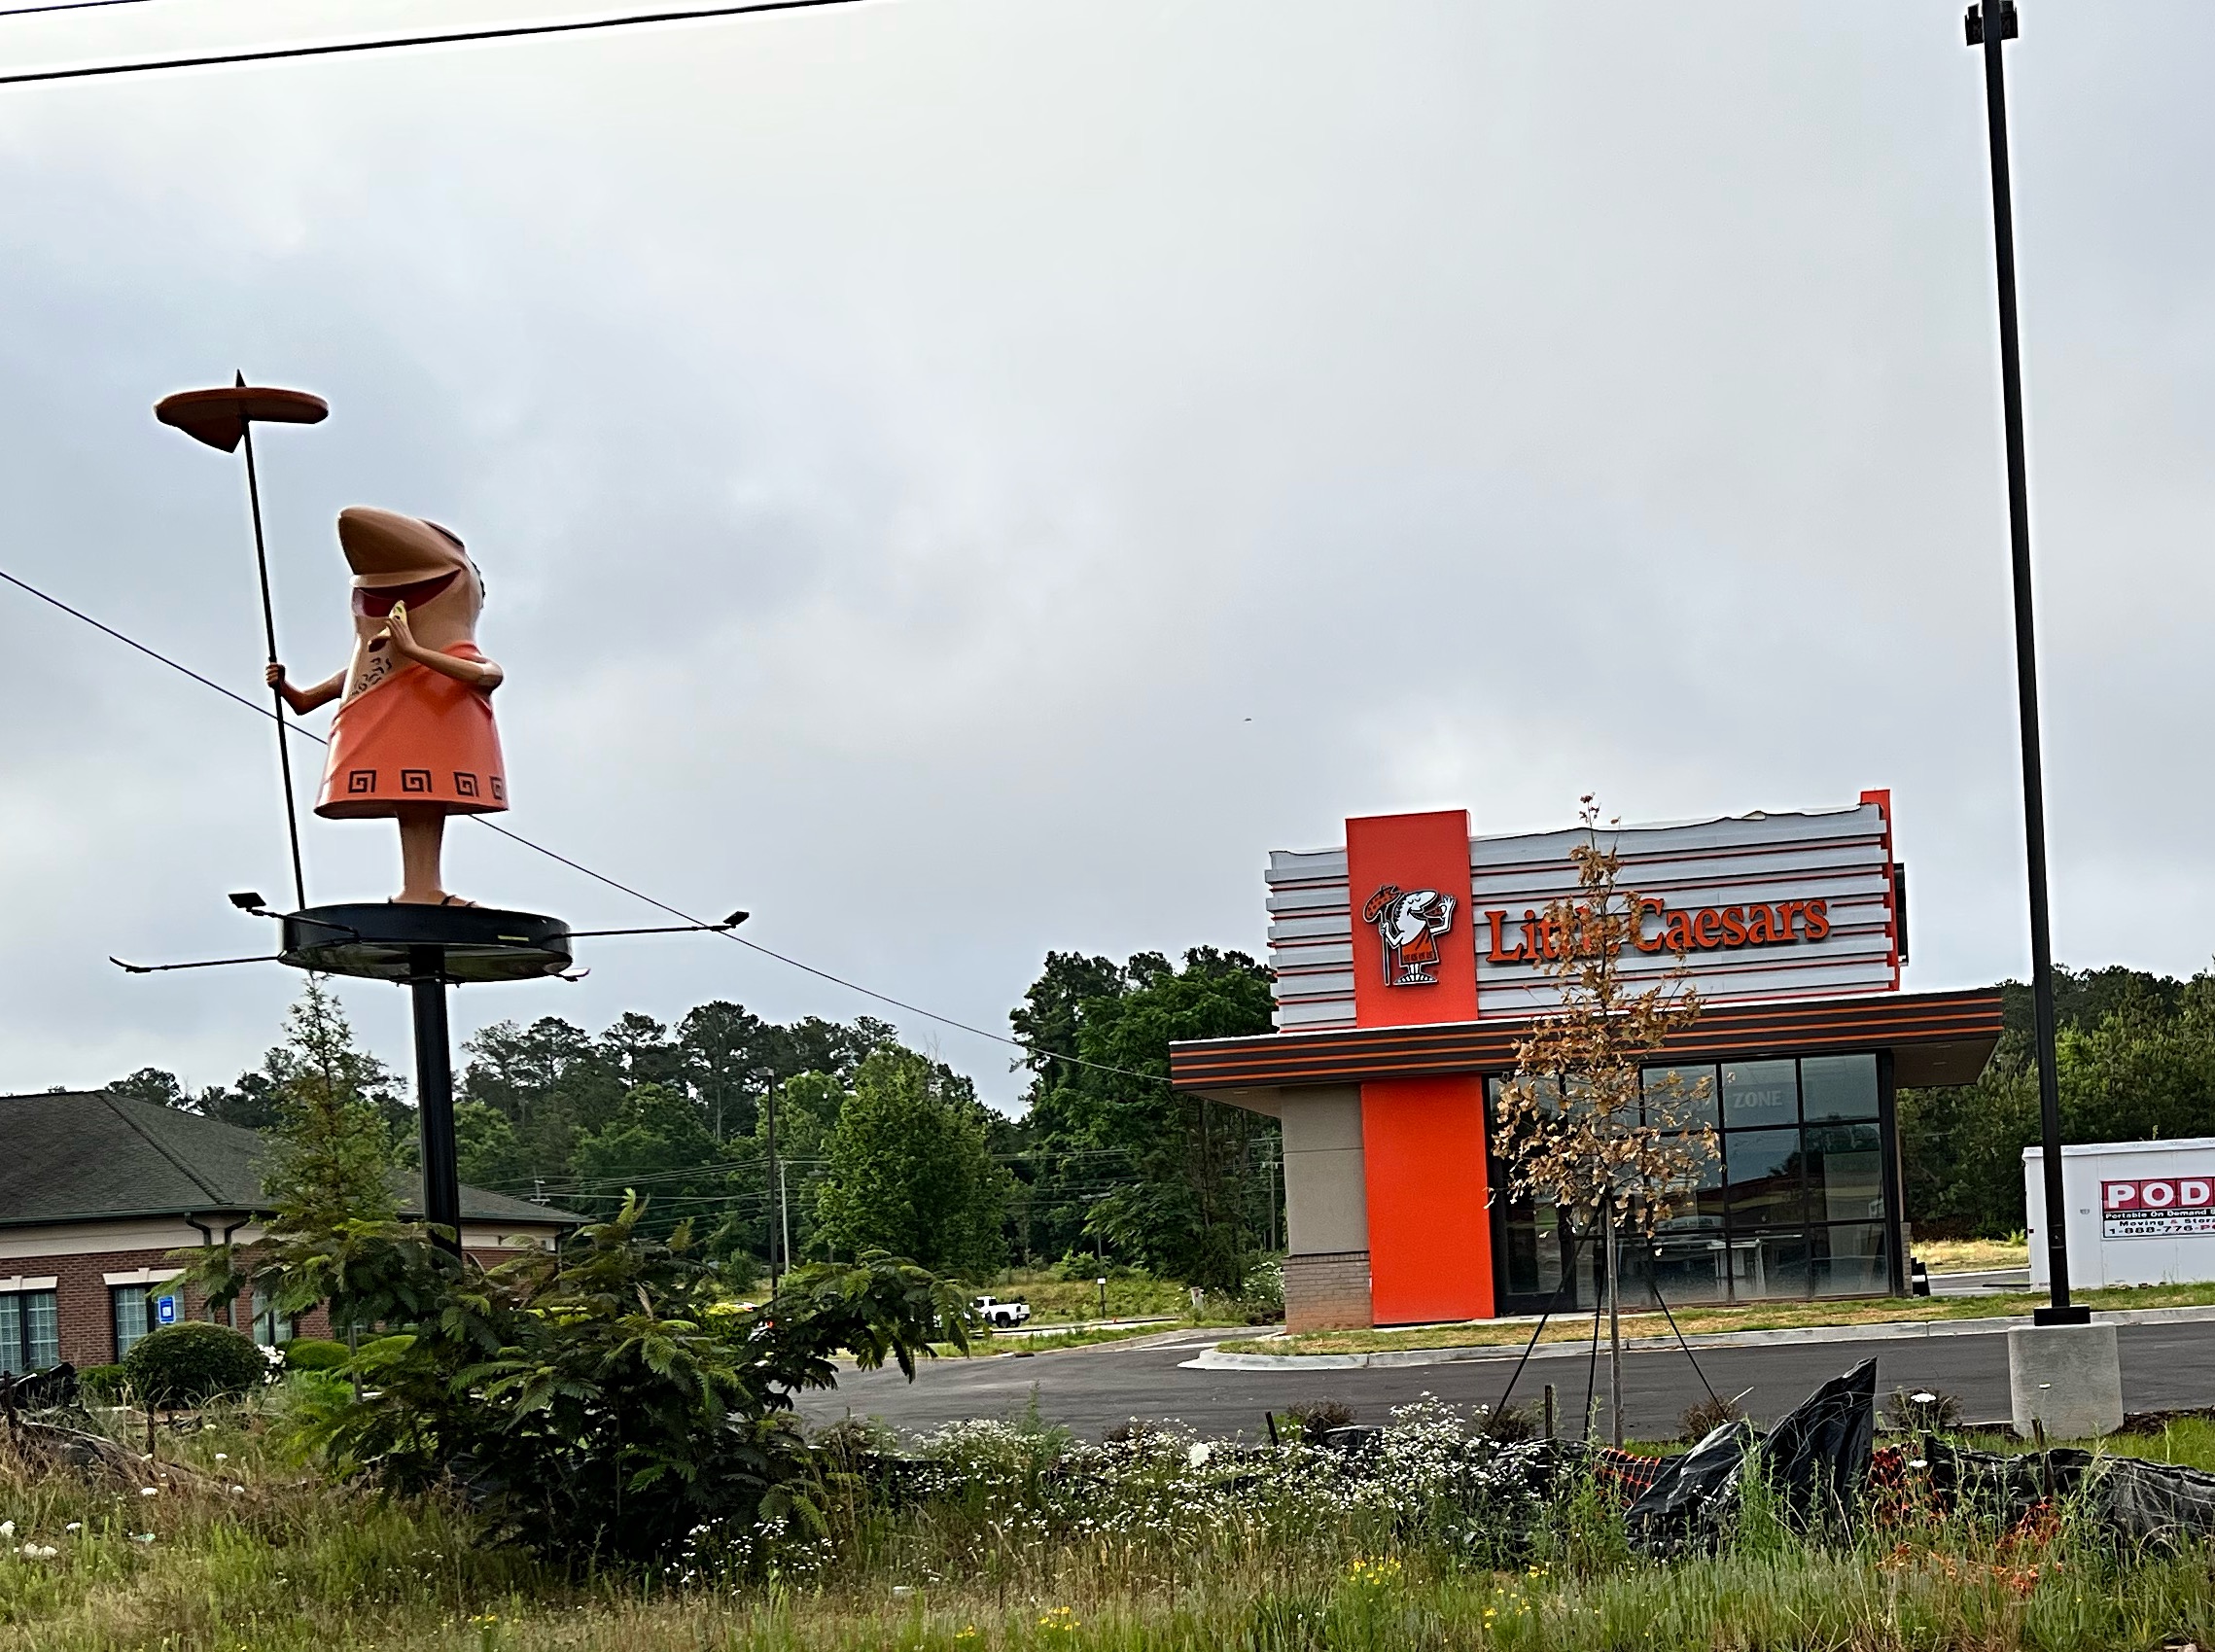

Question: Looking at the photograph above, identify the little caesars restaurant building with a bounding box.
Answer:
[1169,793,2004,1332]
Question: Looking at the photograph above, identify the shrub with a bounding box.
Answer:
[281,1338,350,1373]
[78,1363,125,1402]
[1481,1401,1538,1443]
[1282,1399,1356,1438]
[295,1198,960,1562]
[1681,1391,1748,1442]
[122,1321,268,1407]
[1885,1386,1963,1435]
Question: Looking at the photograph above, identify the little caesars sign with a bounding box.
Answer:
[1481,895,1834,966]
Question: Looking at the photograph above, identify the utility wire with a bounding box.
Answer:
[0,0,875,88]
[0,560,1165,1084]
[0,0,169,17]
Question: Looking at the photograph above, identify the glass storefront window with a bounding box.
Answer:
[1738,1230,1811,1298]
[1502,1194,1571,1301]
[1802,1054,1880,1122]
[1634,1227,1733,1306]
[1807,1123,1884,1223]
[1812,1223,1889,1296]
[1723,1127,1808,1225]
[1494,1051,1894,1311]
[1654,1132,1726,1229]
[1722,1061,1798,1128]
[1643,1065,1718,1129]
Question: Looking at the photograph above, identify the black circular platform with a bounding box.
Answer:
[279,903,572,984]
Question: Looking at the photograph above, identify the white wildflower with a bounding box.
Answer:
[139,1487,158,1497]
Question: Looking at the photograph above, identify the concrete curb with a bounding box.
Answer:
[1182,1302,2215,1371]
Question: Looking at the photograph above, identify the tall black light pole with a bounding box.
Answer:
[1967,0,2084,1325]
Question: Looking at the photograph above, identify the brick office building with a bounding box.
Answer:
[0,1089,579,1372]
[1171,795,2006,1332]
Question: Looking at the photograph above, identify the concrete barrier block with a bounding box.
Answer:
[2007,1322,2124,1441]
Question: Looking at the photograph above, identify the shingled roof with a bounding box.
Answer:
[0,1091,580,1229]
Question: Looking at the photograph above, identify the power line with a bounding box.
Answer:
[0,560,1166,1084]
[0,0,169,17]
[0,0,876,88]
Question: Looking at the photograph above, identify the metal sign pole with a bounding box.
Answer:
[1968,0,2085,1325]
[408,945,463,1257]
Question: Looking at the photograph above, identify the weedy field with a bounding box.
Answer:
[4,1386,2215,1652]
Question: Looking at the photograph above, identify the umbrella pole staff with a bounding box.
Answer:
[238,411,307,912]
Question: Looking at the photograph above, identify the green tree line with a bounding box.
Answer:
[1899,964,2215,1238]
[112,954,2215,1272]
[102,944,1284,1292]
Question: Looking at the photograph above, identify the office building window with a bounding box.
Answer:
[112,1285,155,1361]
[251,1288,293,1348]
[0,1290,60,1374]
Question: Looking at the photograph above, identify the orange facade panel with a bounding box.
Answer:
[1359,1075,1494,1325]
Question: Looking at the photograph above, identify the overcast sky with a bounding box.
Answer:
[0,1,2206,1111]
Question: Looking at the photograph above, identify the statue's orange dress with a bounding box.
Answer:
[314,644,508,818]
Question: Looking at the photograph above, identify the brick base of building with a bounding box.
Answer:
[1283,1250,1373,1331]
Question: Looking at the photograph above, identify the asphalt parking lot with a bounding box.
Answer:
[797,1319,2215,1442]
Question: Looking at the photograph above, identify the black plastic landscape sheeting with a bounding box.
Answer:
[1623,1358,1878,1556]
[1921,1438,2215,1546]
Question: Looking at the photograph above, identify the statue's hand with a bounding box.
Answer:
[385,600,419,658]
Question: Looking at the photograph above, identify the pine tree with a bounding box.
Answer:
[259,980,400,1229]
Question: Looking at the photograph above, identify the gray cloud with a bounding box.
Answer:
[0,2,2207,1107]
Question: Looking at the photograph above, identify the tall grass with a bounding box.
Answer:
[1,1388,2211,1650]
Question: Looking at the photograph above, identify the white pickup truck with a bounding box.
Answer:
[970,1294,1033,1330]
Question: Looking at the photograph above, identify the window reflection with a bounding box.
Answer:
[1723,1126,1808,1225]
[1802,1054,1880,1122]
[1807,1123,1883,1223]
[1722,1060,1797,1128]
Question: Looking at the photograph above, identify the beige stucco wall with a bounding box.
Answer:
[1279,1086,1369,1257]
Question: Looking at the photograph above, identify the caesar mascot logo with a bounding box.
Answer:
[1361,884,1457,987]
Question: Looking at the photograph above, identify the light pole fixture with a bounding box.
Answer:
[1965,0,2086,1326]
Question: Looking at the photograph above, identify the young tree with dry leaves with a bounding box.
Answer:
[1492,797,1715,1445]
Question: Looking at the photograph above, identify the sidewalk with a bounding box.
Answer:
[1184,1301,2215,1371]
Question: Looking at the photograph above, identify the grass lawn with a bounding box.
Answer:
[1916,1236,2032,1273]
[1228,1279,2215,1358]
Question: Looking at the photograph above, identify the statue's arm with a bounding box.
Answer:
[386,602,503,691]
[266,663,344,714]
